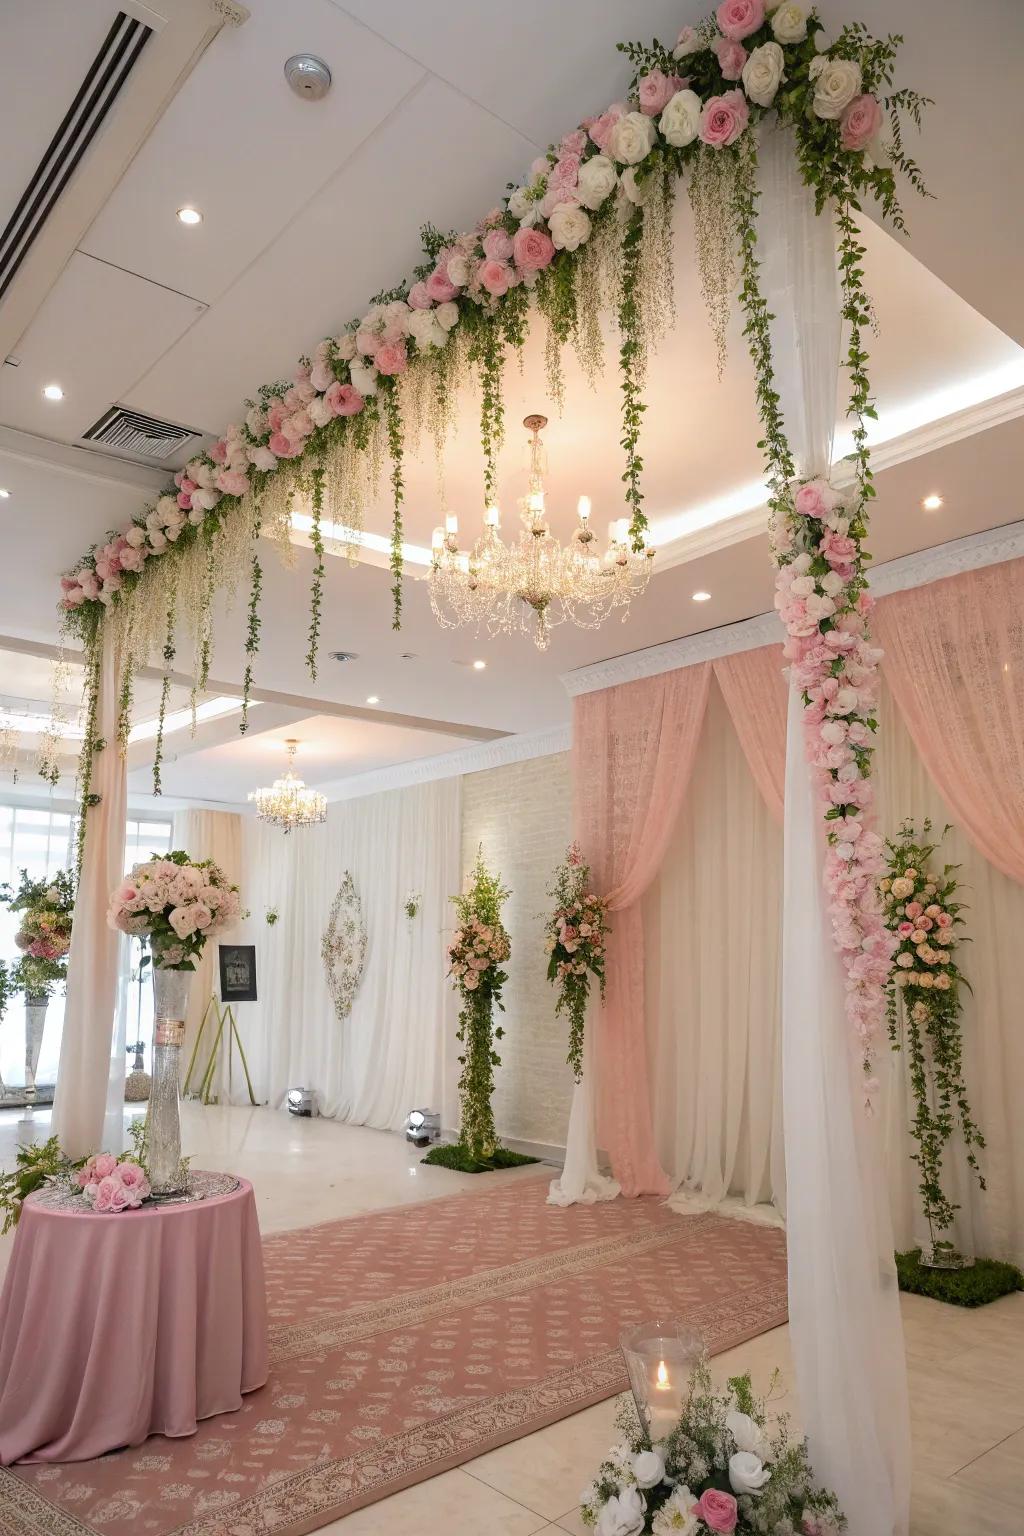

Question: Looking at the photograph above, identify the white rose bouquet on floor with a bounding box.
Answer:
[108,850,241,969]
[582,1363,845,1535]
[544,842,609,1082]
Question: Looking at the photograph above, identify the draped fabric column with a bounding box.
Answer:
[171,809,244,1093]
[759,125,910,1535]
[573,664,711,1198]
[874,560,1024,884]
[52,627,128,1158]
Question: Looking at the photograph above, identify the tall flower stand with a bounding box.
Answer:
[23,995,47,1102]
[149,966,191,1198]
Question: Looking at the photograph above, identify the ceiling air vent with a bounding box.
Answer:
[0,12,153,303]
[82,405,200,462]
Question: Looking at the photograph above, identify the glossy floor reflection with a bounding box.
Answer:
[0,1103,1020,1535]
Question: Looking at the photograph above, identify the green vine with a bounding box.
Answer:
[307,455,326,678]
[474,319,506,510]
[152,585,177,795]
[74,636,103,884]
[618,204,648,551]
[447,848,511,1162]
[383,382,405,630]
[241,497,262,733]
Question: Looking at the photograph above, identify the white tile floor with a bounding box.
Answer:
[1,1103,1020,1535]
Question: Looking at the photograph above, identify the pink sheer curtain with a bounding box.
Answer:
[875,559,1024,884]
[574,664,711,1196]
[713,646,787,824]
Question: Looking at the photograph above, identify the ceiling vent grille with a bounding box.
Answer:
[0,12,153,303]
[82,405,200,462]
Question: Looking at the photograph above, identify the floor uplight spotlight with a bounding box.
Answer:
[287,1087,317,1116]
[404,1108,441,1146]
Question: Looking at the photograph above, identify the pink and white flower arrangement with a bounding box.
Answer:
[77,1154,151,1212]
[773,475,895,1100]
[108,850,241,970]
[2,868,75,1000]
[544,843,609,1082]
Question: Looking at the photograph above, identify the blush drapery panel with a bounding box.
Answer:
[875,558,1024,886]
[713,646,787,824]
[574,664,711,1197]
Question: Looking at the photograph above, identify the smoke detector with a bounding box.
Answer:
[284,54,332,100]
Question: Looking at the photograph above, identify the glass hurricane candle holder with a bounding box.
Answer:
[620,1319,704,1445]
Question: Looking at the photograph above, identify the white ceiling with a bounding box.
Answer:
[0,0,1022,805]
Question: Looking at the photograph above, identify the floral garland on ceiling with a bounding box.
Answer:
[57,4,926,1080]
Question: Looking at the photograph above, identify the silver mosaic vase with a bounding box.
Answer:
[24,994,48,1101]
[150,965,192,1197]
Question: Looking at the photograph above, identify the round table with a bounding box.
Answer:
[0,1173,268,1464]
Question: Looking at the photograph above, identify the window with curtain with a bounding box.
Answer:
[0,803,171,1091]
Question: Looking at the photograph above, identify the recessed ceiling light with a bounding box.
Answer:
[692,590,712,602]
[176,205,202,226]
[922,493,943,511]
[0,489,9,499]
[365,695,380,705]
[42,383,64,401]
[472,659,486,671]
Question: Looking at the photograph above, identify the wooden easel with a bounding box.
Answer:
[182,997,258,1106]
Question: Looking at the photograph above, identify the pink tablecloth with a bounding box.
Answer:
[0,1175,268,1464]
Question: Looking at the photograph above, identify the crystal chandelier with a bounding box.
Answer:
[428,414,655,650]
[248,739,326,833]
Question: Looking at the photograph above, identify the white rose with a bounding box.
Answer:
[406,308,445,350]
[632,1448,666,1489]
[742,42,786,107]
[619,167,651,206]
[435,300,459,331]
[191,487,220,512]
[727,1409,771,1461]
[157,494,179,522]
[548,201,592,251]
[790,575,816,597]
[576,154,618,209]
[248,445,278,472]
[446,252,470,286]
[771,2,807,44]
[820,570,845,596]
[608,111,657,165]
[245,405,266,437]
[148,529,167,552]
[659,88,702,148]
[349,360,378,397]
[125,524,146,548]
[596,1488,646,1536]
[507,185,532,220]
[809,55,862,119]
[307,395,333,428]
[672,26,701,60]
[335,330,357,361]
[729,1451,771,1496]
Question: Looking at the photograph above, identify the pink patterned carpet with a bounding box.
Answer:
[0,1172,788,1536]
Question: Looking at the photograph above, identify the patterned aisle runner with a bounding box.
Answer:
[0,1172,788,1536]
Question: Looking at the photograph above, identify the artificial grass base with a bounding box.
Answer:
[896,1248,1024,1307]
[421,1141,540,1174]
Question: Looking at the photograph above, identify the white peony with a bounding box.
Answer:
[435,300,459,331]
[659,88,702,147]
[771,2,807,44]
[248,445,278,472]
[619,167,651,205]
[406,308,446,350]
[148,529,167,551]
[809,54,862,119]
[190,487,220,512]
[507,185,533,220]
[742,42,786,106]
[349,360,379,397]
[576,154,618,209]
[596,1487,646,1536]
[306,395,333,429]
[157,494,179,522]
[548,201,592,251]
[125,524,146,548]
[729,1451,771,1496]
[632,1447,666,1489]
[245,405,266,437]
[726,1409,771,1460]
[608,110,657,165]
[673,26,701,60]
[334,330,357,361]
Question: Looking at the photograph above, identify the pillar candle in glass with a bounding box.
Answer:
[620,1320,704,1444]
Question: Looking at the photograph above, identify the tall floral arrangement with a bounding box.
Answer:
[444,848,511,1162]
[582,1362,844,1535]
[107,850,241,969]
[544,843,609,1082]
[2,869,75,1001]
[880,820,985,1261]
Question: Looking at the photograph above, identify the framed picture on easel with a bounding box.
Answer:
[218,943,257,1003]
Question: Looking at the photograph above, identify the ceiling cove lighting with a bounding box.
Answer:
[922,493,944,511]
[0,694,248,743]
[42,383,64,401]
[249,738,326,834]
[176,205,202,226]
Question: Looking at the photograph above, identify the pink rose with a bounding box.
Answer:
[374,340,408,376]
[407,280,432,309]
[559,128,587,157]
[794,481,829,519]
[699,90,750,147]
[268,431,302,459]
[482,228,513,262]
[905,901,923,919]
[479,259,514,296]
[711,36,748,81]
[716,0,765,40]
[897,922,914,937]
[93,1152,118,1179]
[638,69,681,116]
[585,101,626,151]
[176,491,193,511]
[513,226,555,273]
[325,381,364,417]
[936,911,953,928]
[208,438,227,464]
[216,469,249,497]
[697,1488,739,1533]
[426,265,458,303]
[840,93,883,152]
[267,401,287,432]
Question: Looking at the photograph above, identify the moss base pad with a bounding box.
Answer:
[896,1249,1024,1307]
[421,1142,540,1175]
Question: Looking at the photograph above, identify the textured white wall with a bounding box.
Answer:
[457,750,574,1150]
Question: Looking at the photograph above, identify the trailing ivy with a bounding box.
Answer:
[152,585,177,795]
[240,495,262,733]
[618,204,648,552]
[382,381,405,630]
[473,318,505,511]
[74,637,103,884]
[307,455,326,679]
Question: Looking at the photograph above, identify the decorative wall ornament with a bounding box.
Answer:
[403,891,421,921]
[321,871,367,1021]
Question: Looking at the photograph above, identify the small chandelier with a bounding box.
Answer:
[248,739,326,833]
[428,414,655,650]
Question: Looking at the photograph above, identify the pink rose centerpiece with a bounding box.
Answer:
[543,843,609,1082]
[78,1155,151,1212]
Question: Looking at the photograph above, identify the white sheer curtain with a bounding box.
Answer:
[171,809,243,1095]
[239,778,459,1127]
[760,124,910,1535]
[645,679,785,1218]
